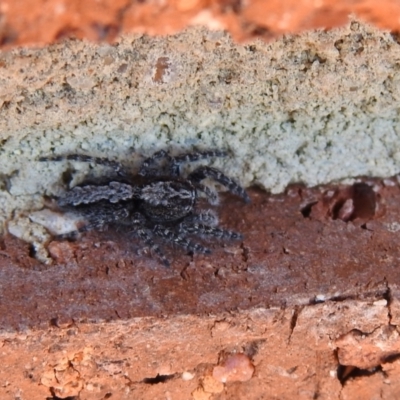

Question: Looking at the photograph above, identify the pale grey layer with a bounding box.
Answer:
[1,19,400,231]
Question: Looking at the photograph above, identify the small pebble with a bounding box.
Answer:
[202,375,224,394]
[181,371,195,381]
[212,353,254,383]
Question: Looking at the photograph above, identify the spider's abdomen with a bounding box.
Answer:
[140,180,196,223]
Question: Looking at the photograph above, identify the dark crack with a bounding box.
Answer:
[288,305,303,344]
[382,278,393,324]
[337,363,385,385]
[142,373,176,384]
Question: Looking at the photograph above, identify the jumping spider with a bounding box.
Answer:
[39,149,250,266]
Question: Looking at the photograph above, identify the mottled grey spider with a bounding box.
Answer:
[39,149,250,267]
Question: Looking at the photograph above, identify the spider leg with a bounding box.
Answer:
[153,225,211,254]
[138,150,172,176]
[170,150,227,176]
[188,166,250,203]
[77,201,130,225]
[139,149,227,177]
[136,229,170,267]
[53,219,107,240]
[55,201,131,239]
[39,154,128,177]
[193,183,219,205]
[129,212,170,267]
[185,210,219,226]
[52,230,81,241]
[180,222,242,240]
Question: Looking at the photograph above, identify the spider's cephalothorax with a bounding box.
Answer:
[140,180,196,222]
[39,149,250,266]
